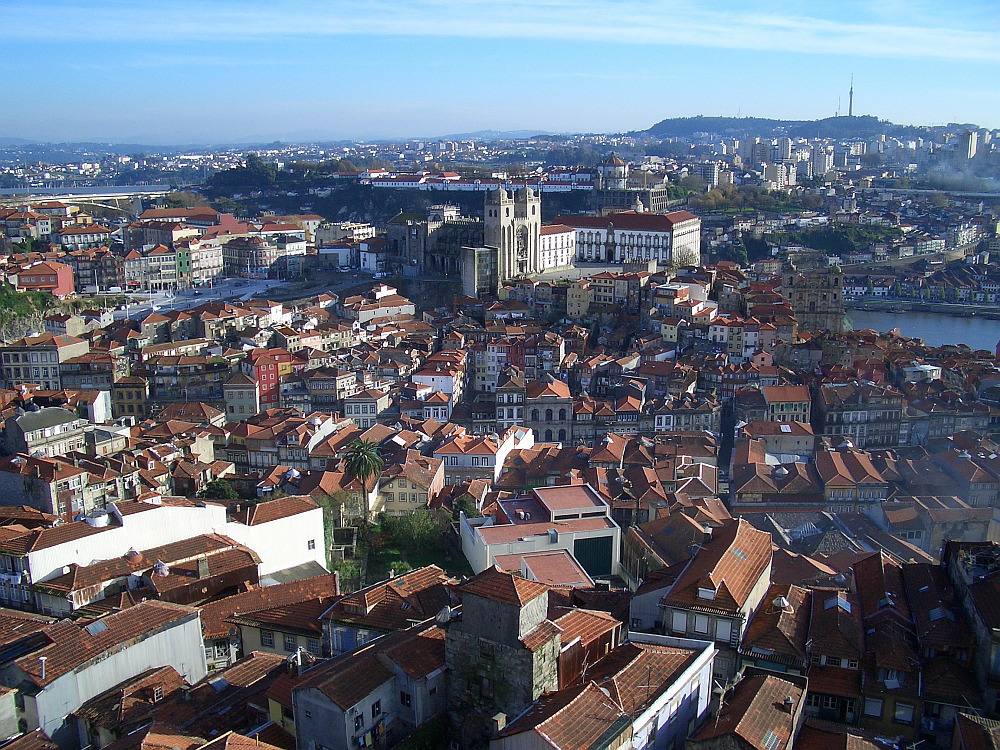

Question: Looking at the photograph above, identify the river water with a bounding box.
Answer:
[848,310,1000,351]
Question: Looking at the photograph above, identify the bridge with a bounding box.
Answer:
[0,186,174,219]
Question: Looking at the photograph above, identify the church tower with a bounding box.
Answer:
[484,187,541,285]
[597,153,628,190]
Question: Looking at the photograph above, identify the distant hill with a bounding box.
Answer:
[434,129,555,140]
[642,115,934,140]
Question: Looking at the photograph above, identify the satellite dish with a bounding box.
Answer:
[435,606,453,624]
[773,595,791,611]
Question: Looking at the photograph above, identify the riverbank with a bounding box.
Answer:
[846,299,1000,319]
[848,308,999,350]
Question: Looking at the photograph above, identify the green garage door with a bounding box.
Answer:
[573,536,613,577]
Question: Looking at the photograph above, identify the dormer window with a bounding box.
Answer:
[697,587,716,600]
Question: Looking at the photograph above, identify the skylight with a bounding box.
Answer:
[824,595,851,613]
[84,621,108,636]
[732,548,747,560]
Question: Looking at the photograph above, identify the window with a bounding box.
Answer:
[863,698,883,718]
[307,638,321,655]
[372,700,381,719]
[716,619,732,642]
[671,611,686,633]
[261,630,274,647]
[400,691,412,707]
[152,686,164,702]
[693,614,709,634]
[893,702,914,725]
[284,634,297,652]
[479,639,496,660]
[307,539,316,550]
[354,715,363,731]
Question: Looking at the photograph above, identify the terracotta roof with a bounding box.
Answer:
[851,551,911,623]
[33,533,253,596]
[587,640,700,716]
[691,673,803,750]
[761,384,810,403]
[199,573,339,639]
[294,622,444,709]
[796,718,884,750]
[101,721,204,750]
[460,566,549,606]
[553,210,698,233]
[15,601,198,687]
[75,665,187,732]
[661,518,772,615]
[742,584,811,662]
[493,550,593,588]
[954,713,1000,750]
[0,730,59,750]
[551,607,621,647]
[200,733,285,750]
[382,625,446,678]
[0,608,50,648]
[231,495,319,526]
[497,681,629,747]
[321,565,456,632]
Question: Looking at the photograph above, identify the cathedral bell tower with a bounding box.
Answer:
[484,187,541,284]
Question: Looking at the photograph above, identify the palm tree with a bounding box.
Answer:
[343,439,384,518]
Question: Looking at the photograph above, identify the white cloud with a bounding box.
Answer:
[5,0,1000,63]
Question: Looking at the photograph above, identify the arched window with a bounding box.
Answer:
[531,409,539,421]
[558,429,567,441]
[559,408,566,421]
[545,408,553,421]
[544,429,553,441]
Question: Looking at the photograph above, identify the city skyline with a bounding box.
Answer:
[3,0,999,144]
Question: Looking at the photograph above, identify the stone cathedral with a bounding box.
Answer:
[484,187,542,283]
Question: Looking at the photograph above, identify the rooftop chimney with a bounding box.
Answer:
[38,656,46,681]
[491,713,507,734]
[783,696,794,712]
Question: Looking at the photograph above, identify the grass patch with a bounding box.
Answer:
[367,545,472,583]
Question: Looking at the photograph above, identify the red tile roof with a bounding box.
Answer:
[691,673,803,750]
[231,495,319,525]
[321,565,456,632]
[660,518,772,615]
[553,210,698,233]
[497,681,628,747]
[294,622,445,709]
[16,601,199,687]
[199,573,339,639]
[461,566,549,606]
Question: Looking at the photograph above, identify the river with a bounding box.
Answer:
[848,309,1000,351]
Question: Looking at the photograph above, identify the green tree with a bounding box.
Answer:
[452,494,481,521]
[379,511,443,555]
[343,439,384,516]
[199,479,239,501]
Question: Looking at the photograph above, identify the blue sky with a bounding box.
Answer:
[3,0,999,144]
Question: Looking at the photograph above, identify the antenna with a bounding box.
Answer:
[849,75,854,117]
